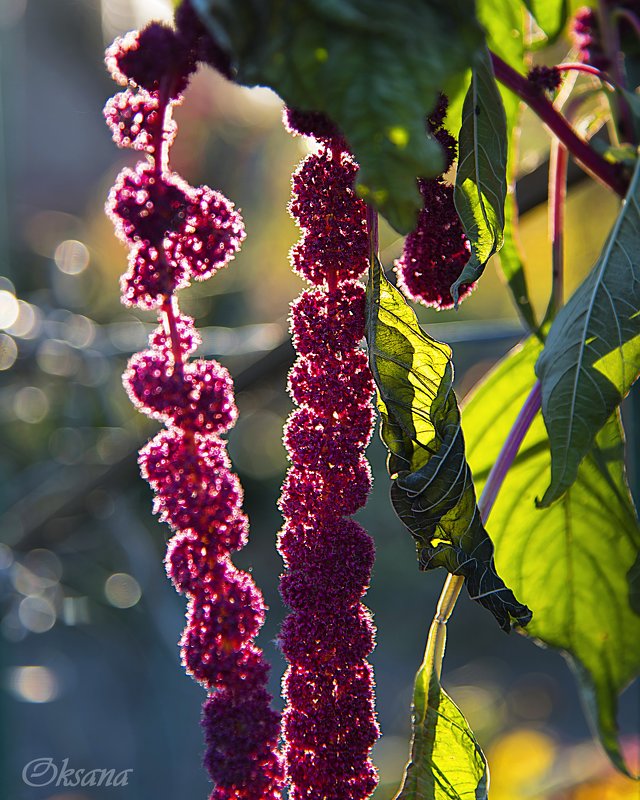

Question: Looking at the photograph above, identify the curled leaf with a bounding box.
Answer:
[366,256,531,631]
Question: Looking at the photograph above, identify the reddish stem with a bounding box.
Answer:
[478,381,542,521]
[490,52,628,197]
[556,62,611,83]
[161,295,185,374]
[367,203,379,259]
[613,8,640,38]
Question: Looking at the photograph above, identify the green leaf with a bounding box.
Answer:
[500,193,538,331]
[366,256,531,631]
[452,47,508,303]
[523,0,569,42]
[464,338,640,775]
[477,0,538,330]
[477,0,525,73]
[395,624,488,800]
[192,0,484,233]
[535,156,640,506]
[629,549,640,616]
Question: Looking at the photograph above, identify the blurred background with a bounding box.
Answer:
[0,1,638,798]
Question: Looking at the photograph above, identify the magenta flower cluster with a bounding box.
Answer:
[278,109,379,800]
[394,96,473,310]
[104,14,284,800]
[571,7,609,69]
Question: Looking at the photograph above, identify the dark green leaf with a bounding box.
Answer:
[535,156,640,506]
[464,338,640,775]
[452,47,508,303]
[476,1,538,330]
[366,256,531,631]
[500,193,538,331]
[192,0,484,233]
[629,549,640,616]
[395,624,488,800]
[523,0,569,42]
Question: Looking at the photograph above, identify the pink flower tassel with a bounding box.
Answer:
[278,108,379,800]
[104,19,284,799]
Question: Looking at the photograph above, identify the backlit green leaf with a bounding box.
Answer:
[464,338,640,775]
[452,47,508,303]
[395,624,488,800]
[366,256,531,631]
[523,0,569,42]
[535,156,640,506]
[192,0,484,233]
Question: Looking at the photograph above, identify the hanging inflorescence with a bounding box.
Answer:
[103,9,284,799]
[278,108,380,800]
[394,95,473,310]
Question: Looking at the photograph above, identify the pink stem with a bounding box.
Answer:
[478,381,542,522]
[490,52,627,197]
[161,295,185,374]
[556,62,612,84]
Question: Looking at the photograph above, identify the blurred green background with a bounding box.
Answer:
[0,1,638,798]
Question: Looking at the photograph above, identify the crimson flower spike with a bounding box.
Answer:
[103,9,284,799]
[278,107,380,800]
[394,95,474,310]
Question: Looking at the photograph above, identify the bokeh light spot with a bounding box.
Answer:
[105,573,141,609]
[14,386,49,424]
[6,300,40,339]
[18,596,56,633]
[0,334,18,370]
[0,290,19,329]
[54,239,90,275]
[8,665,59,703]
[36,339,79,376]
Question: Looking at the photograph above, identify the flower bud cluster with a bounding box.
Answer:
[394,96,473,309]
[104,13,283,799]
[279,108,379,800]
[571,7,610,70]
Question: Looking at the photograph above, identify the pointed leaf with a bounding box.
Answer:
[464,338,640,775]
[193,0,484,233]
[523,0,569,42]
[395,624,488,800]
[452,47,508,303]
[535,156,640,506]
[366,256,531,631]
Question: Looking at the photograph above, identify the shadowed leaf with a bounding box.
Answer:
[192,0,484,234]
[477,0,538,330]
[535,157,640,506]
[452,47,508,303]
[366,256,531,631]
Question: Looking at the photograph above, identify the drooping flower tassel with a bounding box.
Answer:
[394,96,473,310]
[104,18,284,800]
[278,109,379,800]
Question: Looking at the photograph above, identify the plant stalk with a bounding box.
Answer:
[490,52,627,197]
[425,380,542,677]
[549,139,568,315]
